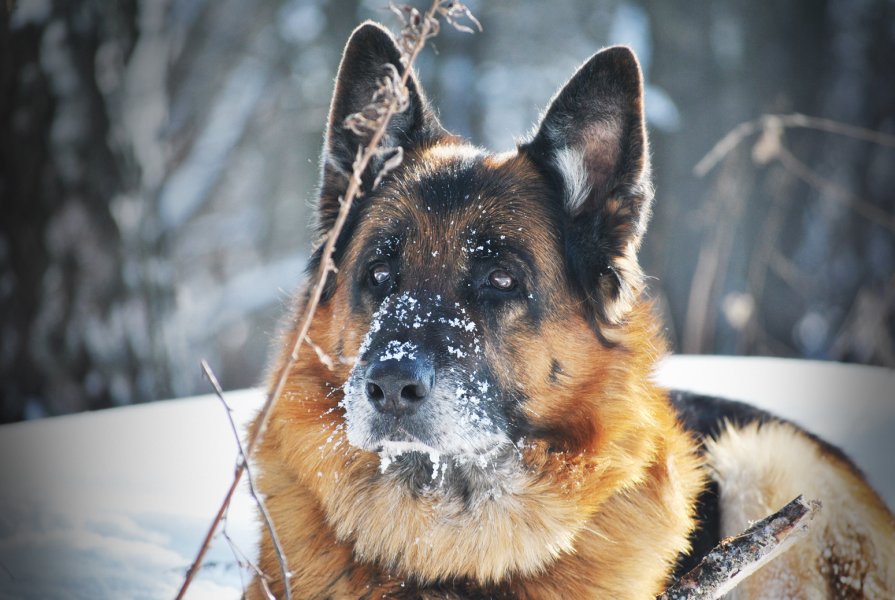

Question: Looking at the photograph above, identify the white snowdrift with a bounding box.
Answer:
[0,356,891,599]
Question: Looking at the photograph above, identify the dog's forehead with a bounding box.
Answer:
[358,144,560,262]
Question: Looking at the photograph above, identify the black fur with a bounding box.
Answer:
[670,390,777,442]
[344,154,557,329]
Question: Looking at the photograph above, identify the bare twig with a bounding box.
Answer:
[200,360,289,599]
[828,280,895,365]
[735,168,793,354]
[175,458,242,598]
[694,112,895,232]
[694,113,895,178]
[435,0,482,34]
[303,335,335,371]
[220,512,276,600]
[175,3,479,598]
[775,145,895,233]
[245,0,445,463]
[658,495,822,600]
[682,156,750,354]
[690,112,895,359]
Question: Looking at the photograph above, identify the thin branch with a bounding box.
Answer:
[827,281,895,365]
[175,456,242,598]
[220,512,276,600]
[694,113,895,178]
[244,0,443,457]
[682,156,750,353]
[694,120,762,179]
[304,334,335,371]
[175,2,478,598]
[775,144,895,233]
[201,360,290,599]
[658,495,822,600]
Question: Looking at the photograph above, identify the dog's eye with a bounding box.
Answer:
[370,263,391,286]
[488,269,515,290]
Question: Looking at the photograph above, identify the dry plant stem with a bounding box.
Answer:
[694,113,895,177]
[775,144,895,233]
[175,2,450,598]
[246,0,440,453]
[304,335,335,371]
[682,156,749,353]
[200,360,287,599]
[658,495,821,600]
[175,468,241,599]
[221,514,276,600]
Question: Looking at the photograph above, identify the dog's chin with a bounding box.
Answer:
[368,434,515,491]
[347,411,507,458]
[342,404,514,487]
[375,438,445,479]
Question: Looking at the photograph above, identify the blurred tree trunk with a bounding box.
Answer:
[0,1,171,421]
[2,0,891,424]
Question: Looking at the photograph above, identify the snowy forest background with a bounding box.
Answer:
[1,0,893,423]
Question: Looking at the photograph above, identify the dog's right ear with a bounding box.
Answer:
[318,21,445,232]
[520,46,652,327]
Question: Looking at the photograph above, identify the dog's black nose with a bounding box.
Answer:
[364,357,434,416]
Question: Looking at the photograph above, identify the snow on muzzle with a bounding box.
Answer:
[339,291,511,465]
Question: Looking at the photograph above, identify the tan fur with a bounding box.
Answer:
[707,422,895,599]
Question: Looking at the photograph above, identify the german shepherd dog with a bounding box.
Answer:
[249,22,895,599]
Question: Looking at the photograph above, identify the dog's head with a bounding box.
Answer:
[303,22,656,486]
[267,21,677,584]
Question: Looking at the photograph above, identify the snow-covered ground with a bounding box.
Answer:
[0,356,892,599]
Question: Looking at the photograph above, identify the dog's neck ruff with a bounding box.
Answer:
[318,448,586,584]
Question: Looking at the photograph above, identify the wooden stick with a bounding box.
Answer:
[658,495,822,600]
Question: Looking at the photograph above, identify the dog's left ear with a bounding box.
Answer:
[319,22,445,232]
[521,46,652,326]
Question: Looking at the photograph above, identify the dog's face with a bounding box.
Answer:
[305,23,655,493]
[337,150,565,468]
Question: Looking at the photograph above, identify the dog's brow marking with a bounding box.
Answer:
[422,142,481,161]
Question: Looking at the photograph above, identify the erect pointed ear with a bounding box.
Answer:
[318,21,445,231]
[521,46,653,327]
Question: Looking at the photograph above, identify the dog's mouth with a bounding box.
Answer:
[375,438,445,477]
[369,430,513,482]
